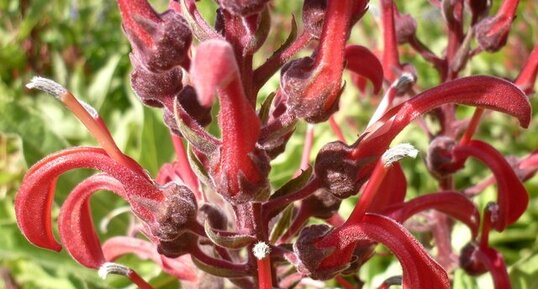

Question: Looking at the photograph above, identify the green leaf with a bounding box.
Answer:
[270,166,313,200]
[204,221,256,249]
[269,204,294,243]
[138,107,174,176]
[88,55,121,109]
[0,100,68,166]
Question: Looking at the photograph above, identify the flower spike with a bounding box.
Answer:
[191,39,269,203]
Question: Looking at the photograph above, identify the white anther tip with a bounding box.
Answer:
[253,241,271,260]
[382,143,419,167]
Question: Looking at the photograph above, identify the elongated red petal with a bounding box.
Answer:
[475,247,511,289]
[454,140,529,231]
[515,46,538,95]
[367,163,407,213]
[191,40,266,200]
[15,147,162,251]
[103,237,198,281]
[318,214,450,288]
[354,76,531,162]
[58,174,126,269]
[386,191,480,238]
[345,45,384,94]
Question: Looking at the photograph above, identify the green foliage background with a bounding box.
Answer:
[0,0,537,288]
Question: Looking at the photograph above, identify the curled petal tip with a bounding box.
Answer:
[26,76,68,100]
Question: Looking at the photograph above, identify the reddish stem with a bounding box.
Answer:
[335,275,355,289]
[170,133,202,200]
[329,116,346,142]
[346,159,388,224]
[380,0,400,82]
[459,108,484,145]
[127,270,154,289]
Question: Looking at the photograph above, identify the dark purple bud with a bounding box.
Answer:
[130,58,183,106]
[199,203,228,231]
[426,136,462,178]
[302,0,327,39]
[292,224,347,280]
[395,12,417,44]
[152,183,198,241]
[474,0,519,52]
[125,10,192,72]
[281,57,341,123]
[302,189,341,219]
[459,242,488,276]
[217,0,269,16]
[314,141,373,199]
[177,85,213,127]
[157,232,199,258]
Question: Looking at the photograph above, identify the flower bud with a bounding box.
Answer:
[153,183,198,241]
[426,136,461,178]
[217,0,269,16]
[281,57,342,123]
[395,12,417,44]
[459,243,487,276]
[157,232,199,258]
[293,224,347,280]
[302,0,327,39]
[199,203,228,231]
[126,10,192,72]
[302,189,341,219]
[314,141,368,199]
[130,59,183,107]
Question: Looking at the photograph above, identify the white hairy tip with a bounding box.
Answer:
[26,76,68,100]
[381,143,419,167]
[79,100,99,118]
[252,241,271,260]
[392,72,416,90]
[98,262,130,279]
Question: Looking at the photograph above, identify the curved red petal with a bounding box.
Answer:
[345,45,384,94]
[515,46,538,95]
[319,214,450,288]
[353,76,531,162]
[386,191,480,238]
[368,163,407,213]
[15,147,162,251]
[454,140,529,231]
[476,247,511,289]
[103,236,198,281]
[58,174,126,269]
[117,0,160,47]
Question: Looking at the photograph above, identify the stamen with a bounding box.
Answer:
[253,241,271,260]
[98,262,130,279]
[26,76,68,101]
[382,143,419,167]
[26,76,147,178]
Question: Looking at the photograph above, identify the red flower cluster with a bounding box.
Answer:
[16,0,537,288]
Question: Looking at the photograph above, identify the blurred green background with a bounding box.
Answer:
[1,0,537,288]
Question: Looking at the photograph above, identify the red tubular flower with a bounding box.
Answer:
[281,0,369,123]
[314,76,530,198]
[58,174,127,268]
[295,214,450,287]
[453,140,529,231]
[514,46,538,95]
[345,45,384,95]
[15,147,162,252]
[475,0,520,52]
[190,39,269,203]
